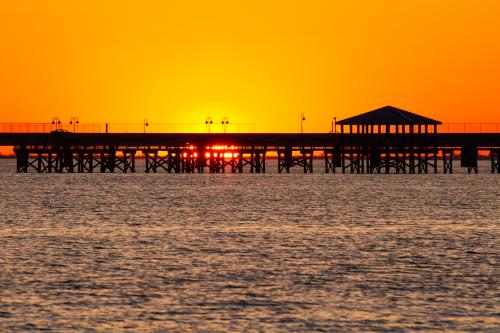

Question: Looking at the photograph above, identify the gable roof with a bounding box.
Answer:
[337,106,441,125]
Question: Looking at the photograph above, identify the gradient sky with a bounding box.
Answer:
[1,1,499,132]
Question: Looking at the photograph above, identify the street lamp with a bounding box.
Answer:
[143,119,149,134]
[51,116,61,131]
[205,117,213,133]
[300,113,306,134]
[221,117,229,134]
[331,117,337,133]
[69,116,79,133]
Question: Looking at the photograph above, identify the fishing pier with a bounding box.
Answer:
[2,107,499,174]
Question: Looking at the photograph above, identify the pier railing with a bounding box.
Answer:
[0,122,257,134]
[437,123,500,134]
[0,122,499,134]
[335,123,500,134]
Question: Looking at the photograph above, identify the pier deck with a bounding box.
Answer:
[1,132,499,174]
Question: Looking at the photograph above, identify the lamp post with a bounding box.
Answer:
[143,119,149,134]
[331,117,337,133]
[51,117,61,131]
[300,113,306,134]
[69,116,79,133]
[221,117,229,134]
[205,117,213,133]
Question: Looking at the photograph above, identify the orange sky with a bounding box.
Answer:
[1,1,499,132]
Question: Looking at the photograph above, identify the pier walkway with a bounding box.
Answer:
[1,132,499,174]
[2,106,499,174]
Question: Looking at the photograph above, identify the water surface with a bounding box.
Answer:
[0,159,498,332]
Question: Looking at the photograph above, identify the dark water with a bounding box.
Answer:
[0,159,498,332]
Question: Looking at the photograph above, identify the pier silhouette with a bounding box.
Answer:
[1,106,499,174]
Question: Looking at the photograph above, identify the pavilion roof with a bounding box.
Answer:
[337,106,441,125]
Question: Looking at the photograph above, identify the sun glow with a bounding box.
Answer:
[1,1,499,130]
[209,145,234,151]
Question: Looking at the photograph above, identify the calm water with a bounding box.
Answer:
[0,159,498,332]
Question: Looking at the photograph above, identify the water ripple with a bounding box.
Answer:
[0,160,498,332]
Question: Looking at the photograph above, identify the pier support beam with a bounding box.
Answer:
[14,148,29,173]
[442,149,453,174]
[231,153,243,173]
[145,150,206,173]
[277,148,292,173]
[417,151,426,174]
[196,152,207,173]
[278,148,313,173]
[209,152,225,173]
[77,152,94,173]
[341,150,365,174]
[36,152,52,173]
[115,150,136,173]
[367,150,381,174]
[461,147,478,174]
[394,152,407,174]
[100,150,116,173]
[491,149,500,173]
[53,150,76,173]
[143,150,181,173]
[324,149,340,173]
[181,151,197,173]
[249,150,266,173]
[415,149,438,174]
[169,150,182,173]
[14,148,77,173]
[144,150,158,173]
[14,148,100,173]
[302,149,313,173]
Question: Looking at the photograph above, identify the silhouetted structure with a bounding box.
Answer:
[2,106,499,174]
[333,106,443,173]
[337,106,441,134]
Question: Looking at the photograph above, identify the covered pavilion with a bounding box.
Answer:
[336,106,441,134]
